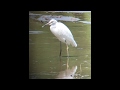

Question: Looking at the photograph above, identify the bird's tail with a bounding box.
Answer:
[71,39,77,47]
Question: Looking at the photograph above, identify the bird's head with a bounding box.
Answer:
[42,19,57,27]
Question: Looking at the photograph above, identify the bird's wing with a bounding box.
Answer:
[57,22,74,39]
[56,22,76,46]
[50,22,77,47]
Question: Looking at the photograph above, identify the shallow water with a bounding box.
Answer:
[29,11,91,79]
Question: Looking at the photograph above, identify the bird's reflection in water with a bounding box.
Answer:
[56,57,77,79]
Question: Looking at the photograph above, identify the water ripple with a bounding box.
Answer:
[29,31,44,34]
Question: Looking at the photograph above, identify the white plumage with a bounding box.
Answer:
[43,19,77,47]
[42,19,77,56]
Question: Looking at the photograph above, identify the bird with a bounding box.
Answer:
[42,19,77,57]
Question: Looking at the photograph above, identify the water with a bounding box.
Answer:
[29,11,91,79]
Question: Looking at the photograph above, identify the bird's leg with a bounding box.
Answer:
[59,41,62,57]
[66,44,69,57]
[67,56,69,69]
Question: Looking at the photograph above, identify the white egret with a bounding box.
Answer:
[42,19,77,57]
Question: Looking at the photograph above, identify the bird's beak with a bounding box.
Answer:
[42,22,50,28]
